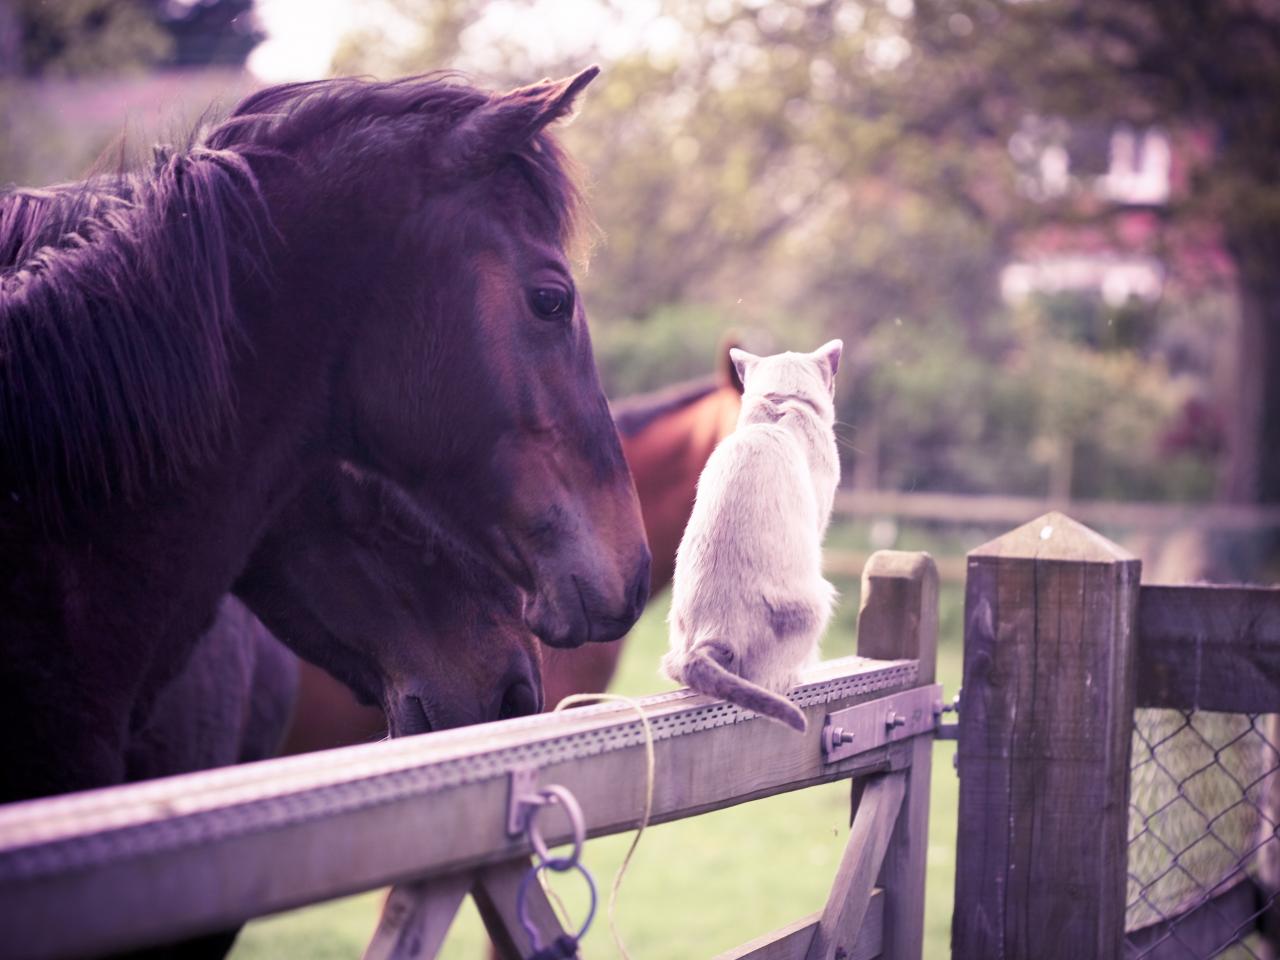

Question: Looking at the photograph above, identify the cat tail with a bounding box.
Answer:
[683,644,807,733]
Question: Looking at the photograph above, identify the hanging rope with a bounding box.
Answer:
[551,693,656,960]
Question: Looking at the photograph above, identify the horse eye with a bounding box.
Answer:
[529,287,572,321]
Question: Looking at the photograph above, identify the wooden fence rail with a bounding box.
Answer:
[833,489,1280,532]
[0,553,941,960]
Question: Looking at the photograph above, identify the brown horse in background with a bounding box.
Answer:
[282,345,744,752]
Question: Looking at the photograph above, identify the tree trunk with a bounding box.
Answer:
[0,0,20,76]
[1213,224,1280,577]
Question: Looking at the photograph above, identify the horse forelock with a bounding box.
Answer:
[204,74,589,255]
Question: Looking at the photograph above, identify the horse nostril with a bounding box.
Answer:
[629,560,650,618]
[498,681,539,720]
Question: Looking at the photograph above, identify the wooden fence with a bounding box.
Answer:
[3,513,1276,960]
[824,489,1280,586]
[952,511,1280,960]
[0,553,941,960]
[833,490,1280,533]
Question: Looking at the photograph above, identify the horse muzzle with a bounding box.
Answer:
[525,554,650,648]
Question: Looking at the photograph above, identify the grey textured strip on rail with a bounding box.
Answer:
[0,657,917,880]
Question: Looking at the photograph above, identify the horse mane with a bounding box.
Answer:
[611,376,722,438]
[0,147,265,524]
[0,73,584,526]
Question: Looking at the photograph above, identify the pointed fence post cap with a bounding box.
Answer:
[968,511,1137,563]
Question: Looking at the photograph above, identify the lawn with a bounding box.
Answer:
[230,541,965,959]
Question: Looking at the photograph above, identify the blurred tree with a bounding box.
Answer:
[2,0,171,76]
[0,0,261,187]
[0,0,261,75]
[905,0,1280,552]
[146,0,262,67]
[327,1,1225,505]
[332,1,1015,338]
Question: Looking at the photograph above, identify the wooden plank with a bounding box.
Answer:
[1136,584,1280,713]
[714,889,884,960]
[471,858,571,960]
[0,656,923,960]
[361,874,470,960]
[1123,876,1263,959]
[854,551,938,960]
[806,771,906,960]
[832,489,1280,532]
[824,549,967,585]
[952,512,1141,960]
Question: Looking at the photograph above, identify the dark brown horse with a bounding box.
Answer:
[0,69,648,804]
[238,461,542,741]
[125,597,297,783]
[281,347,744,750]
[103,459,543,960]
[131,458,543,761]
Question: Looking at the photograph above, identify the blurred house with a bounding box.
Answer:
[1000,125,1233,307]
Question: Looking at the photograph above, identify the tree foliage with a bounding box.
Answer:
[2,0,1259,511]
[2,0,171,77]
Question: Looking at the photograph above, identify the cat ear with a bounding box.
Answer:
[719,334,746,394]
[729,347,759,387]
[812,339,843,391]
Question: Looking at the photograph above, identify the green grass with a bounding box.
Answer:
[231,560,964,960]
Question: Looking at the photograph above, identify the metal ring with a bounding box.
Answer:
[516,858,598,950]
[525,784,585,870]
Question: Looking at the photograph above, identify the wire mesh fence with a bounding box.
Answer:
[1127,709,1280,959]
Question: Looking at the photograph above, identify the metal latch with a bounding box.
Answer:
[934,689,960,741]
[820,683,945,762]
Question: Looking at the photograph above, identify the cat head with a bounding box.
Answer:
[730,340,843,423]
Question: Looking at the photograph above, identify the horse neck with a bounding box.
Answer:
[622,386,740,594]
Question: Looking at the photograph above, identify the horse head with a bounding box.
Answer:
[236,463,542,736]
[220,69,650,649]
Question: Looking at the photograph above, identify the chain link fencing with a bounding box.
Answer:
[1126,709,1280,959]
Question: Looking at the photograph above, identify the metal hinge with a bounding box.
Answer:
[934,689,960,741]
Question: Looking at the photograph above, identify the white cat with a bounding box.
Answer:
[662,340,843,732]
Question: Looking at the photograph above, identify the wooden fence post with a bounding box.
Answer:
[952,512,1140,960]
[855,550,938,960]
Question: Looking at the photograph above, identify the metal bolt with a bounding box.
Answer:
[885,711,906,729]
[831,727,855,745]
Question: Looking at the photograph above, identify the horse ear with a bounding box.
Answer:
[444,66,600,174]
[812,339,843,392]
[729,347,759,388]
[719,333,745,394]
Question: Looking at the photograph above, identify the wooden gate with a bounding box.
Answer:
[0,552,941,960]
